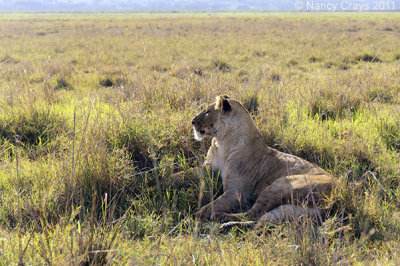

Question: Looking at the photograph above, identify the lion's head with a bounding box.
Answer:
[191,95,251,141]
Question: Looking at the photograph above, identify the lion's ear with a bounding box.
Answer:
[215,95,231,113]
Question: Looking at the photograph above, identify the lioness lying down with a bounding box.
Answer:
[191,95,334,229]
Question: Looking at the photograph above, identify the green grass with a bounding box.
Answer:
[0,12,399,264]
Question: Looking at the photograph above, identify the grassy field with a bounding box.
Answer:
[0,12,399,264]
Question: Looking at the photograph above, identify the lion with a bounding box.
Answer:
[190,95,334,229]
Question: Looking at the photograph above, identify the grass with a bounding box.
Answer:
[0,12,399,264]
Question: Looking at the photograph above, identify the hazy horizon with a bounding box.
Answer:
[1,0,399,11]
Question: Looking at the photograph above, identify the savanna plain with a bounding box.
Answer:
[0,12,399,264]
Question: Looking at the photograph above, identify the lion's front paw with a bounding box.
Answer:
[219,221,256,233]
[195,204,212,220]
[195,204,222,221]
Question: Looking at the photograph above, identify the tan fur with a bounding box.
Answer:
[191,96,334,227]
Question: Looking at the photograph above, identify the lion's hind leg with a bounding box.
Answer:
[219,205,320,232]
[255,204,320,229]
[247,174,333,219]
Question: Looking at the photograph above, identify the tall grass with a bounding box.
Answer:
[0,12,399,264]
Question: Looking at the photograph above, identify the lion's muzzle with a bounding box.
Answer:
[191,115,200,126]
[191,114,206,141]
